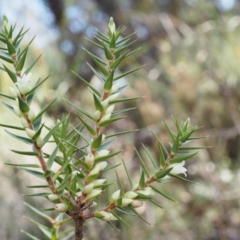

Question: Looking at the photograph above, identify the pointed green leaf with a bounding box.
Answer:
[134,147,150,178]
[111,107,136,116]
[106,129,138,138]
[3,64,17,83]
[0,92,15,100]
[71,70,101,97]
[26,185,49,188]
[148,199,163,209]
[77,115,96,136]
[18,96,30,113]
[114,40,137,55]
[16,48,28,72]
[139,168,145,189]
[47,144,59,170]
[21,230,40,240]
[162,121,176,142]
[5,130,33,144]
[65,99,95,120]
[142,144,158,169]
[5,37,16,55]
[24,202,53,222]
[0,54,14,63]
[109,96,141,104]
[26,73,50,96]
[91,133,103,149]
[110,51,129,70]
[128,206,152,225]
[149,185,176,202]
[154,167,173,179]
[5,163,40,168]
[98,116,124,127]
[169,152,198,164]
[11,150,39,156]
[94,150,121,163]
[115,170,125,194]
[169,173,197,183]
[93,94,104,112]
[171,133,179,154]
[32,124,44,141]
[24,54,42,75]
[87,63,105,82]
[104,71,114,92]
[21,168,45,179]
[121,158,133,188]
[158,143,166,169]
[0,123,24,130]
[103,42,113,60]
[33,98,57,124]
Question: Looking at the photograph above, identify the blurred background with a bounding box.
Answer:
[0,0,240,239]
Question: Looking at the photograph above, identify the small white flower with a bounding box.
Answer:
[16,73,35,95]
[169,161,187,176]
[95,150,110,158]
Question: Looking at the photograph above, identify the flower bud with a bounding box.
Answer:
[85,189,102,201]
[95,161,108,171]
[95,211,117,221]
[110,83,121,94]
[82,183,94,194]
[21,117,29,128]
[110,190,121,203]
[13,105,22,117]
[101,98,109,109]
[36,137,44,148]
[93,110,101,121]
[91,201,97,207]
[105,105,115,115]
[108,93,119,102]
[9,87,18,98]
[28,109,35,122]
[55,203,68,212]
[25,128,36,139]
[91,179,106,187]
[124,191,138,199]
[48,194,59,202]
[86,166,100,181]
[131,200,144,208]
[85,153,95,168]
[121,198,133,207]
[95,150,110,158]
[99,113,111,123]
